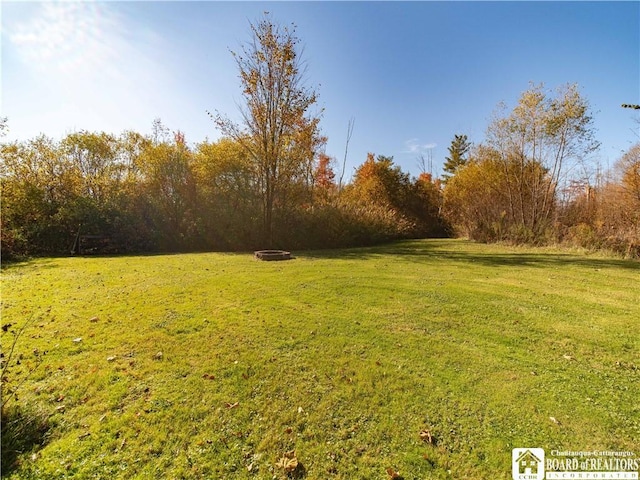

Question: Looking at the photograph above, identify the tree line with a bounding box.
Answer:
[0,123,448,258]
[1,15,638,259]
[442,84,639,258]
[1,15,448,259]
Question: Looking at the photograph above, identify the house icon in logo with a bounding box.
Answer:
[517,450,541,475]
[512,448,545,480]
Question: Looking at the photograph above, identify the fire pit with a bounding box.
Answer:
[254,250,292,261]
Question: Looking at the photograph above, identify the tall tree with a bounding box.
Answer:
[211,14,324,246]
[62,131,120,202]
[442,134,470,182]
[137,132,197,250]
[313,153,336,202]
[192,137,259,248]
[348,154,411,210]
[443,146,549,242]
[617,143,640,204]
[338,117,355,192]
[486,83,599,240]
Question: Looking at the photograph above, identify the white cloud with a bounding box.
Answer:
[8,3,134,86]
[403,138,437,155]
[4,2,183,139]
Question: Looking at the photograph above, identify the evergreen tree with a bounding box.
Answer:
[442,134,471,182]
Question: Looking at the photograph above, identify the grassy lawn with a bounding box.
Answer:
[1,239,639,479]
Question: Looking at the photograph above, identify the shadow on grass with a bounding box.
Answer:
[301,239,640,270]
[1,257,60,271]
[1,404,52,476]
[1,249,251,271]
[4,240,637,272]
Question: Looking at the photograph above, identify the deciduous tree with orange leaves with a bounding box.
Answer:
[211,14,325,247]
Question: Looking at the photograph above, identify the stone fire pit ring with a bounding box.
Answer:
[254,250,292,261]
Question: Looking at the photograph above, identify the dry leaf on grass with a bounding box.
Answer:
[419,429,434,444]
[386,467,402,479]
[549,416,562,425]
[276,450,298,473]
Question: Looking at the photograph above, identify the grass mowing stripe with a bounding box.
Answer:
[1,239,638,479]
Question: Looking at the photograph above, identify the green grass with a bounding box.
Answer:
[1,239,639,479]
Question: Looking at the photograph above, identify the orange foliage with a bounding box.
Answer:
[314,153,335,191]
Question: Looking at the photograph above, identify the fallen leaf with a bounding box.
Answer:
[419,429,434,444]
[107,356,116,362]
[153,352,163,361]
[225,402,239,409]
[276,450,298,473]
[549,416,561,425]
[90,317,99,323]
[386,467,402,479]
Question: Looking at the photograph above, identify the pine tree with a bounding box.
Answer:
[442,134,470,182]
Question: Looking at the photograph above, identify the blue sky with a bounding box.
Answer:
[2,1,639,179]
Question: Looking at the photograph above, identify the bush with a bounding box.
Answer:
[275,200,416,250]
